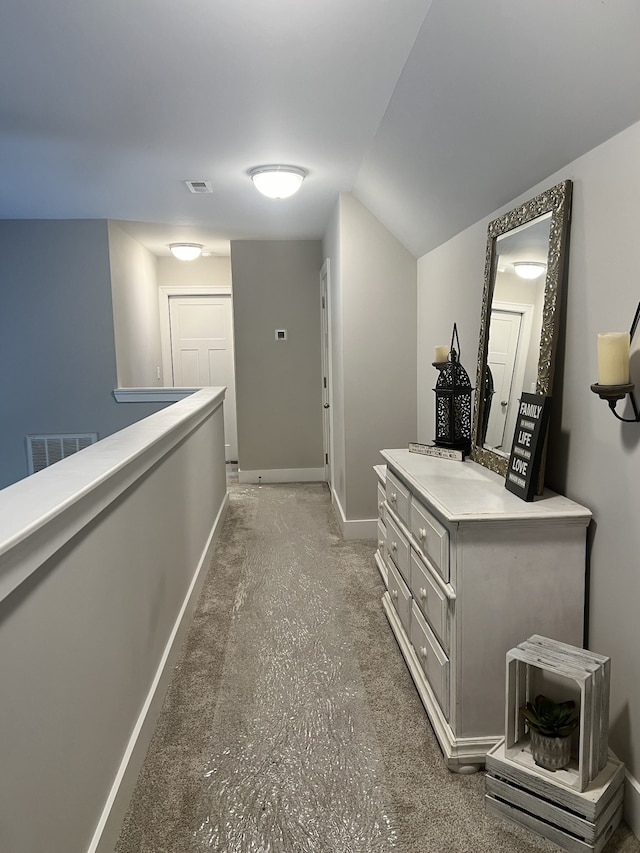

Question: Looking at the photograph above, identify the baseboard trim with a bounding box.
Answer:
[88,492,230,853]
[331,487,377,540]
[624,770,640,839]
[238,467,325,484]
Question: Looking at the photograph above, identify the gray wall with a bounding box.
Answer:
[324,193,417,523]
[157,254,232,288]
[108,222,163,387]
[417,118,640,806]
[0,220,167,489]
[230,240,324,474]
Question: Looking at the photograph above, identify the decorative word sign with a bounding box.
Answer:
[505,393,551,501]
[408,442,464,461]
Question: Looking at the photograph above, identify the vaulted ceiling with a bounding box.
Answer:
[2,0,640,258]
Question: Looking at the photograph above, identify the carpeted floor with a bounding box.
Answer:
[115,479,640,853]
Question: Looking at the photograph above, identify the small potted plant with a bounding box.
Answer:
[520,693,579,771]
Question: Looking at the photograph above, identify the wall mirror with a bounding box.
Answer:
[470,180,573,480]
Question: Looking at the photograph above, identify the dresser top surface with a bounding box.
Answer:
[380,449,591,524]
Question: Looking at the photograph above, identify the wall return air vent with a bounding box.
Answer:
[26,433,98,474]
[184,180,214,194]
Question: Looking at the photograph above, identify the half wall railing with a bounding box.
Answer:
[0,388,228,853]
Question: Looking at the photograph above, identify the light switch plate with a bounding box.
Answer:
[275,329,288,341]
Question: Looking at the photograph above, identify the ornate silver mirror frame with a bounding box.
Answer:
[470,180,573,479]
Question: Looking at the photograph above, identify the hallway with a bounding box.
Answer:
[115,480,639,853]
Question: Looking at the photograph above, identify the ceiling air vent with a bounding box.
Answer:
[184,180,214,194]
[26,433,98,475]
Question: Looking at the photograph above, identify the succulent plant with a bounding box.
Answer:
[520,694,579,738]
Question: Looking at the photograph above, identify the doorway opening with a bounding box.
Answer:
[159,286,238,462]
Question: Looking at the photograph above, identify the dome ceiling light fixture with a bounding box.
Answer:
[513,261,547,280]
[169,243,204,261]
[249,165,307,199]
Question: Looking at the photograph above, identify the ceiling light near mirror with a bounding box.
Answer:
[249,165,307,199]
[513,261,546,279]
[169,243,203,261]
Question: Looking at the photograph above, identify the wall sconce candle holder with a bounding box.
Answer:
[590,301,640,423]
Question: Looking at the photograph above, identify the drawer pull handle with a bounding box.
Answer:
[378,540,384,549]
[378,501,384,510]
[418,527,426,541]
[420,646,428,658]
[419,587,428,600]
[390,491,397,503]
[391,590,399,600]
[391,541,398,551]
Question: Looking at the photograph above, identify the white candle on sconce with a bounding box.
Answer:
[597,332,630,385]
[434,345,449,363]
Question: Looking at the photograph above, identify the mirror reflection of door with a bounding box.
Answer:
[169,295,238,462]
[485,310,521,449]
[485,302,534,452]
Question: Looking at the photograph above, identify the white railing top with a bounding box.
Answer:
[0,387,225,603]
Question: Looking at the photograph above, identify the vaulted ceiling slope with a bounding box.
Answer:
[1,0,640,258]
[358,0,640,256]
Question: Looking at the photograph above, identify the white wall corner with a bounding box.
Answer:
[624,770,640,840]
[331,486,377,541]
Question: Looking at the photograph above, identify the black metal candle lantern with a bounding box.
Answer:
[433,324,473,452]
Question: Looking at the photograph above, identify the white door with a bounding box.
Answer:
[485,310,522,450]
[169,295,238,461]
[320,262,332,489]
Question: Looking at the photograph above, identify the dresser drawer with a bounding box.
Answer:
[388,559,412,637]
[410,499,449,582]
[386,470,410,527]
[410,602,449,719]
[410,550,448,652]
[377,483,386,524]
[386,511,410,584]
[377,518,387,565]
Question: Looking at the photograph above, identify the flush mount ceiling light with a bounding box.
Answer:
[513,261,547,279]
[169,243,203,261]
[249,165,307,199]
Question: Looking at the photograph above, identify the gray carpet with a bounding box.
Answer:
[115,480,640,852]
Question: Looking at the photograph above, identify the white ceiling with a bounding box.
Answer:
[2,0,640,258]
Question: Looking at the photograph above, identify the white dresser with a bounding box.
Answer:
[376,449,591,773]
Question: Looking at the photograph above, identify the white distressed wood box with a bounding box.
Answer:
[486,741,624,853]
[505,635,611,792]
[485,636,623,853]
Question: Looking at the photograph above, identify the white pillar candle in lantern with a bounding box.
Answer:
[434,345,449,363]
[597,332,630,385]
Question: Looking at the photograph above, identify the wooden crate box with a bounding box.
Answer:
[505,636,610,792]
[486,741,624,853]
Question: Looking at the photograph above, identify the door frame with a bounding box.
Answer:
[159,285,231,385]
[320,259,333,488]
